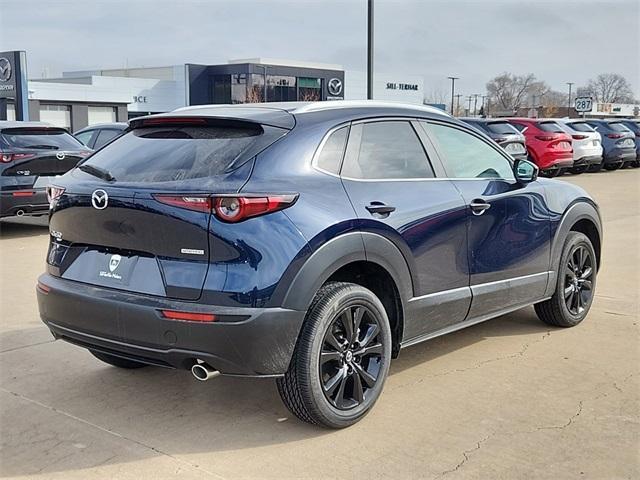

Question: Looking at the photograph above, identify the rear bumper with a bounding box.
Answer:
[574,155,603,167]
[603,148,635,164]
[0,189,49,218]
[37,274,305,377]
[536,152,573,170]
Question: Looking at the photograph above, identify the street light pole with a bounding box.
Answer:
[566,82,574,117]
[447,76,459,115]
[481,95,488,117]
[367,0,374,100]
[454,94,462,116]
[473,94,480,116]
[466,96,473,115]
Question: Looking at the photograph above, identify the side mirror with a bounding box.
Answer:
[514,158,538,183]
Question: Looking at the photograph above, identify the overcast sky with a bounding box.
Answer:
[1,0,638,99]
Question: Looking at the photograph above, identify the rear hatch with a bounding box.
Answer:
[0,127,90,190]
[47,116,289,300]
[485,121,526,156]
[536,121,572,152]
[565,121,601,152]
[607,122,636,151]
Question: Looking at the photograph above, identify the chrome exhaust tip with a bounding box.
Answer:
[191,362,220,381]
[15,209,25,217]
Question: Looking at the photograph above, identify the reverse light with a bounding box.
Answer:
[1,153,36,163]
[46,185,66,204]
[154,194,298,222]
[161,310,216,322]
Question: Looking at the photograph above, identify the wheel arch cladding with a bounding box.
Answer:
[281,232,413,355]
[545,200,602,298]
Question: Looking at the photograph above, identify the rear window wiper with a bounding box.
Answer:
[78,164,115,182]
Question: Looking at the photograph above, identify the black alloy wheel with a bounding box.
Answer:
[563,245,594,316]
[319,304,384,410]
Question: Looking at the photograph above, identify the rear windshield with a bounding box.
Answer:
[486,122,519,135]
[81,125,265,182]
[567,122,594,133]
[537,122,564,133]
[0,128,84,150]
[608,122,632,133]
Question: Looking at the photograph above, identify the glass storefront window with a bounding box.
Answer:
[267,75,297,102]
[231,74,247,104]
[39,104,71,130]
[247,74,265,103]
[212,75,231,104]
[298,77,321,102]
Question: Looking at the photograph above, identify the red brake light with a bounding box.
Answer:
[606,133,623,139]
[12,191,35,197]
[161,310,216,322]
[572,134,588,140]
[213,195,297,223]
[1,153,36,163]
[154,194,298,222]
[46,186,66,204]
[153,195,212,213]
[535,135,556,141]
[139,117,207,127]
[37,281,51,294]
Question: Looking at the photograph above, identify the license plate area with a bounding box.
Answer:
[61,248,166,296]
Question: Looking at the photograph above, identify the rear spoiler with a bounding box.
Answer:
[130,107,296,130]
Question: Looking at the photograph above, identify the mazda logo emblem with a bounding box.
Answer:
[56,152,65,160]
[91,189,108,210]
[327,78,343,96]
[0,58,11,82]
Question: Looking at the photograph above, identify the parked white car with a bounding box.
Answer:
[554,119,603,174]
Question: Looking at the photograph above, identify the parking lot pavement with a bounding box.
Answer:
[0,170,638,480]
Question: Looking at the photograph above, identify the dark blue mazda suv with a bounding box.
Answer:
[37,101,602,428]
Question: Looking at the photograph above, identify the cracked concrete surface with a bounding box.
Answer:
[1,170,638,479]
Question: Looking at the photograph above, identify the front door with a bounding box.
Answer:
[340,119,470,342]
[421,121,551,320]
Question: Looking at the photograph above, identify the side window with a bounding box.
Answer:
[75,130,95,147]
[511,123,526,132]
[341,121,434,179]
[315,126,348,174]
[93,129,122,149]
[423,123,515,180]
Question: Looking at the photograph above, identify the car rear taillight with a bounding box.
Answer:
[46,186,66,204]
[154,194,298,222]
[0,153,36,163]
[494,137,507,143]
[572,135,588,140]
[161,309,216,322]
[534,135,556,141]
[606,133,624,139]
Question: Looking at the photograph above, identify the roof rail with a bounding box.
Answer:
[293,100,452,117]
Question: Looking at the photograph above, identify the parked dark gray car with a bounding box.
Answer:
[74,123,128,150]
[584,119,636,171]
[460,118,528,161]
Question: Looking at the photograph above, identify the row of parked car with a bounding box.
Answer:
[461,117,640,177]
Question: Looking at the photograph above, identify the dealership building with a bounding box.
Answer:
[1,50,429,131]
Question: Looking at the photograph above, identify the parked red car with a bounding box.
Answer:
[505,118,573,177]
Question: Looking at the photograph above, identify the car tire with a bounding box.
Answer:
[604,162,622,171]
[587,161,603,172]
[631,160,640,168]
[569,165,587,175]
[90,350,148,369]
[534,232,596,328]
[277,281,392,428]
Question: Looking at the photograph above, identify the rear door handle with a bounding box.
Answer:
[469,199,491,216]
[366,202,396,217]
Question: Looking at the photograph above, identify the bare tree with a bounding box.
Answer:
[486,73,538,113]
[578,74,635,103]
[423,87,448,105]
